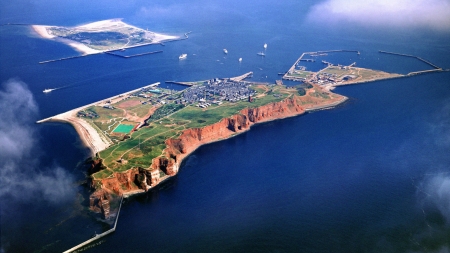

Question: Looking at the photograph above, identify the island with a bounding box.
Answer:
[36,48,449,252]
[32,19,179,55]
[37,50,444,220]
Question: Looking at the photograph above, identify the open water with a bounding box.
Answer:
[1,0,450,252]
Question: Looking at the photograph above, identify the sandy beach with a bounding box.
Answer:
[31,19,178,55]
[32,25,102,55]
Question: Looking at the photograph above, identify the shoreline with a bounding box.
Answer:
[101,95,349,197]
[32,25,102,55]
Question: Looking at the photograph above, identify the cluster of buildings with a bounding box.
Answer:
[178,79,256,104]
[310,71,356,86]
[77,109,99,119]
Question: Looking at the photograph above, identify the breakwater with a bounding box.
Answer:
[63,197,123,253]
[379,50,442,71]
[39,55,90,64]
[105,50,163,58]
[165,81,194,86]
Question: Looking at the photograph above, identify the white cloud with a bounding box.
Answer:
[425,175,450,221]
[307,0,450,31]
[0,79,75,203]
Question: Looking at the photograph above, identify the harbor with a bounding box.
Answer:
[282,49,447,85]
[378,50,446,75]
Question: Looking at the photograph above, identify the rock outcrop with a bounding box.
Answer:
[89,189,111,219]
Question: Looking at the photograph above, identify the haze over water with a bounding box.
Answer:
[1,0,450,252]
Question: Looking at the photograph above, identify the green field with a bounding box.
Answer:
[93,84,297,179]
[113,124,135,134]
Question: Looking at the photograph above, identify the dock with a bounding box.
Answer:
[63,197,123,253]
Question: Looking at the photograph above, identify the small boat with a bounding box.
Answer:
[43,89,53,93]
[179,54,187,60]
[257,52,265,56]
[239,57,242,62]
[223,49,228,54]
[264,43,267,49]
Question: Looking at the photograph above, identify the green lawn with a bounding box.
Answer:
[94,84,296,180]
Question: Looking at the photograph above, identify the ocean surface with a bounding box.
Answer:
[1,1,450,252]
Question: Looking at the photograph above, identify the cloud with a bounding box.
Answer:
[0,79,75,203]
[307,0,450,31]
[421,175,450,222]
[428,99,450,147]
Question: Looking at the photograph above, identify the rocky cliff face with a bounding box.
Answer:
[90,98,305,208]
[89,189,111,219]
[165,97,304,159]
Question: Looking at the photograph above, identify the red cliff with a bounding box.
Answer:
[90,97,306,210]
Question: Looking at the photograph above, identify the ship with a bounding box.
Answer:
[239,57,242,62]
[43,89,53,93]
[179,54,187,60]
[257,52,265,56]
[223,49,228,54]
[264,43,267,49]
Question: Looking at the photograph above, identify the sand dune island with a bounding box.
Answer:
[32,19,179,55]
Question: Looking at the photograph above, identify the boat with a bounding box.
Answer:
[264,43,267,49]
[43,89,53,93]
[223,49,228,54]
[257,52,265,56]
[239,57,242,62]
[179,54,187,60]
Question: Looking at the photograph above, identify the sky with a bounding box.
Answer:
[307,0,450,31]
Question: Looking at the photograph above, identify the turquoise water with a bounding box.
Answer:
[1,1,450,252]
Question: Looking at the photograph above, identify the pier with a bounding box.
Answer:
[63,197,123,253]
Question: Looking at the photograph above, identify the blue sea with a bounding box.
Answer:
[1,1,450,252]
